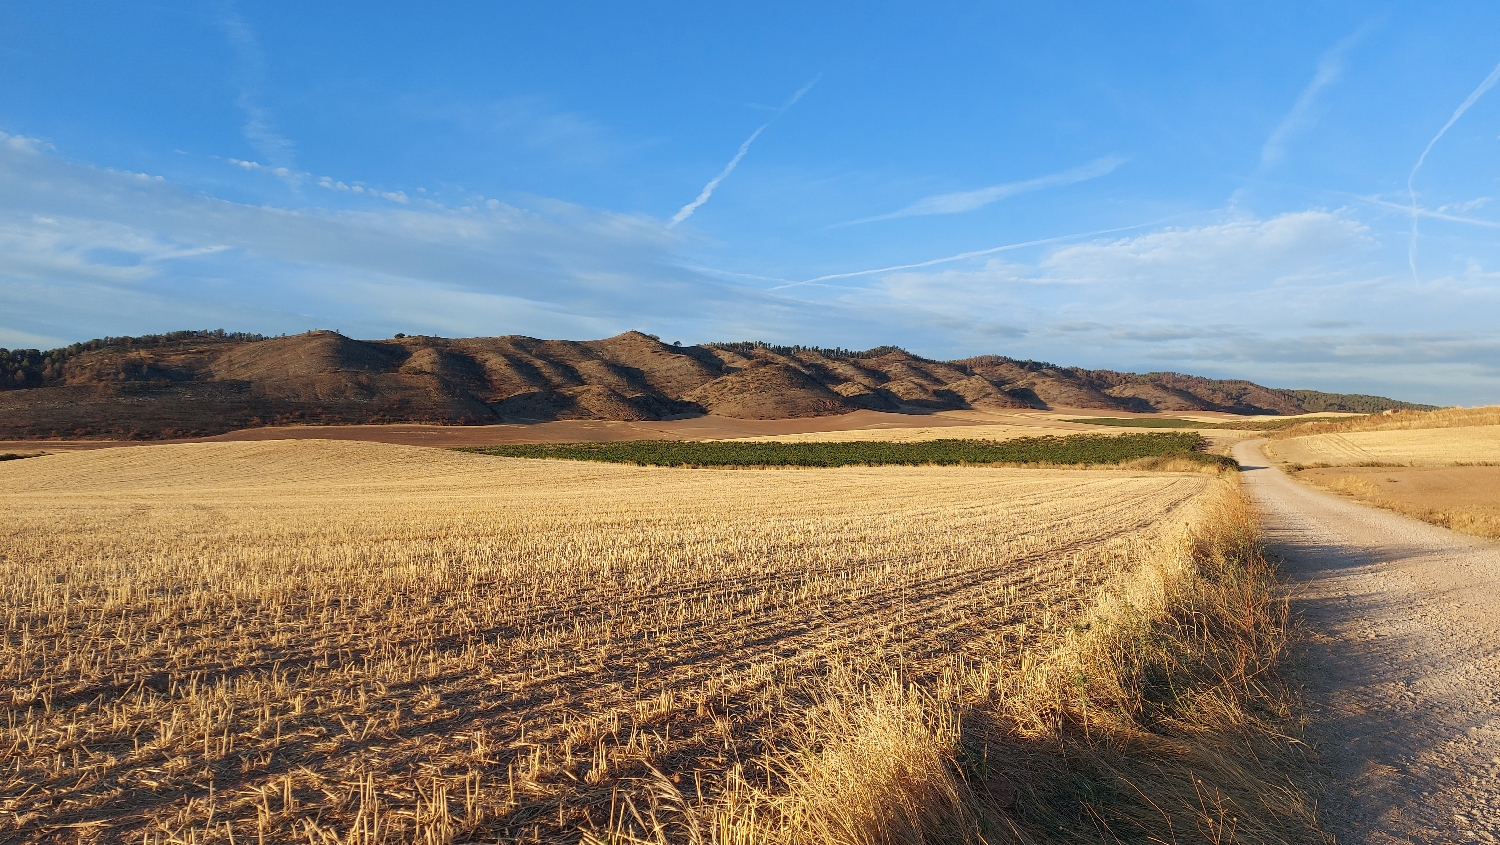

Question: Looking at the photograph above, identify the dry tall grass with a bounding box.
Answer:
[2,441,1313,844]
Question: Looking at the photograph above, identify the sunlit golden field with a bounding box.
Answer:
[1266,407,1500,539]
[723,422,1084,443]
[1,440,1288,844]
[1267,424,1500,467]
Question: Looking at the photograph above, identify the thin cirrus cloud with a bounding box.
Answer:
[225,158,412,203]
[218,6,296,171]
[862,211,1370,307]
[0,129,850,347]
[1255,26,1370,173]
[835,155,1128,227]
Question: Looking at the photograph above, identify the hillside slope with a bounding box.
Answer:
[0,330,1434,439]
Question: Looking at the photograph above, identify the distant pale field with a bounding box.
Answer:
[725,421,1087,443]
[0,440,1211,843]
[1267,425,1500,466]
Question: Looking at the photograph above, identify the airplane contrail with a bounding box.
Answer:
[668,126,766,228]
[1406,60,1500,282]
[668,76,820,228]
[835,156,1127,227]
[769,219,1165,291]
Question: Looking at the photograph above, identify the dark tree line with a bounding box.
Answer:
[0,329,266,390]
[706,340,907,360]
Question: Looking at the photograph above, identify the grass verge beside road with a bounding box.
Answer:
[461,432,1237,471]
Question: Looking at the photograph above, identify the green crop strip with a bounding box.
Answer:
[459,432,1235,469]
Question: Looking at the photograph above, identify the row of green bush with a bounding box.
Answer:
[460,432,1235,469]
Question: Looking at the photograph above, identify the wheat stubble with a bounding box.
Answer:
[2,440,1209,843]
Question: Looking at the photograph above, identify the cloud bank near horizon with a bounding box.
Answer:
[1,132,1496,405]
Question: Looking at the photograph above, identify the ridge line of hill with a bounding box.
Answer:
[0,329,1434,440]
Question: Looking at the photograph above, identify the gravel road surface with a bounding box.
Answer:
[1234,439,1500,843]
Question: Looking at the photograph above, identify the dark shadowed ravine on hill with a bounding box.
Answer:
[1234,440,1500,844]
[0,330,1428,440]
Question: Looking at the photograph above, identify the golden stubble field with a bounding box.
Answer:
[723,423,1084,444]
[1266,425,1500,466]
[1,440,1223,844]
[1268,407,1500,538]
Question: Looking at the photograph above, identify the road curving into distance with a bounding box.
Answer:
[1233,439,1500,844]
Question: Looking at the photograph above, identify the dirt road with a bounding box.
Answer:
[1233,440,1500,843]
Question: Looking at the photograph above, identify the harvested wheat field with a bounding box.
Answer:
[1266,425,1500,466]
[1266,407,1500,539]
[725,422,1083,443]
[2,440,1313,844]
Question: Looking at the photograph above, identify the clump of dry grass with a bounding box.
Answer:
[1121,453,1237,475]
[1320,474,1379,497]
[675,680,974,845]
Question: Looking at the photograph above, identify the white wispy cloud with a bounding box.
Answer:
[219,5,297,170]
[838,155,1127,226]
[0,131,51,155]
[0,131,813,344]
[4,125,1497,404]
[1258,30,1366,169]
[1229,26,1371,207]
[859,212,1369,308]
[667,77,819,228]
[1035,211,1371,286]
[226,158,411,203]
[668,126,766,228]
[1407,58,1500,281]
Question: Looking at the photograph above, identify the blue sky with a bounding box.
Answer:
[2,3,1499,404]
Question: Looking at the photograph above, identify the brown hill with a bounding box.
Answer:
[0,330,1434,439]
